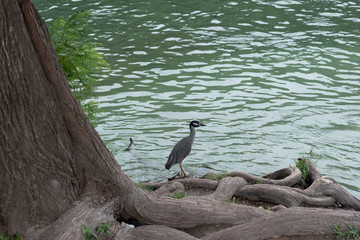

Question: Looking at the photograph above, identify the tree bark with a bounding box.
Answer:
[1,0,359,239]
[1,0,131,235]
[202,208,360,240]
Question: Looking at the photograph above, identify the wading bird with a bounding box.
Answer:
[165,120,206,177]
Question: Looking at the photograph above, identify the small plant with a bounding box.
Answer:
[95,223,114,238]
[333,223,360,240]
[0,233,22,240]
[225,196,236,203]
[203,172,228,181]
[82,222,114,240]
[170,191,188,199]
[82,226,98,240]
[49,10,109,124]
[295,149,320,183]
[295,157,311,182]
[138,183,154,192]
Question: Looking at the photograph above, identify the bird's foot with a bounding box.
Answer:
[179,171,190,178]
[168,171,190,181]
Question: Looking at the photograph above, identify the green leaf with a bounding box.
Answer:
[81,226,98,240]
[48,10,109,125]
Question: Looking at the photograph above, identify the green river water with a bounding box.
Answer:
[33,0,360,198]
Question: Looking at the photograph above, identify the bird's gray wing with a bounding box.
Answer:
[165,136,193,169]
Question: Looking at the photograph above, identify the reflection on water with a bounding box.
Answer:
[34,0,360,198]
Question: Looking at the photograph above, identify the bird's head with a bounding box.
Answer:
[190,120,206,128]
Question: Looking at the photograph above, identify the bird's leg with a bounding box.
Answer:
[179,162,185,177]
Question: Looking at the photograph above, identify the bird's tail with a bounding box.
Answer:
[165,161,171,170]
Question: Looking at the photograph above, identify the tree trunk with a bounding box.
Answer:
[1,0,359,239]
[0,0,132,235]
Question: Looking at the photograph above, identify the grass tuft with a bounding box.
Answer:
[82,222,114,240]
[0,233,22,240]
[333,223,360,240]
[202,172,228,181]
[295,149,320,183]
[170,191,188,199]
[138,183,154,192]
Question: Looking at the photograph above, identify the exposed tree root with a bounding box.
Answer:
[208,177,247,201]
[126,164,360,239]
[118,225,199,240]
[119,208,360,240]
[228,166,302,186]
[141,164,360,211]
[122,191,270,237]
[305,177,360,210]
[144,178,219,191]
[235,184,336,208]
[27,197,122,240]
[202,207,360,240]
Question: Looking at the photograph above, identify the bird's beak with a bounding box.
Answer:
[200,123,206,126]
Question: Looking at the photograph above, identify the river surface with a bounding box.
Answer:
[34,0,360,198]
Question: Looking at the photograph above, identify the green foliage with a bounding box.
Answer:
[170,191,188,199]
[295,149,320,182]
[202,172,228,181]
[49,10,109,124]
[95,223,114,238]
[225,196,236,203]
[295,157,311,182]
[333,223,360,240]
[82,223,114,240]
[0,233,22,240]
[138,183,154,192]
[82,226,98,240]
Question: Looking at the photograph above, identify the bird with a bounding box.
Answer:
[165,120,206,177]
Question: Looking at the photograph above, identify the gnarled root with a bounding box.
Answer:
[142,165,360,210]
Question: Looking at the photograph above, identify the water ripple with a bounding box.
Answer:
[34,0,360,198]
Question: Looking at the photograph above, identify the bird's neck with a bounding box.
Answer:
[189,125,196,138]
